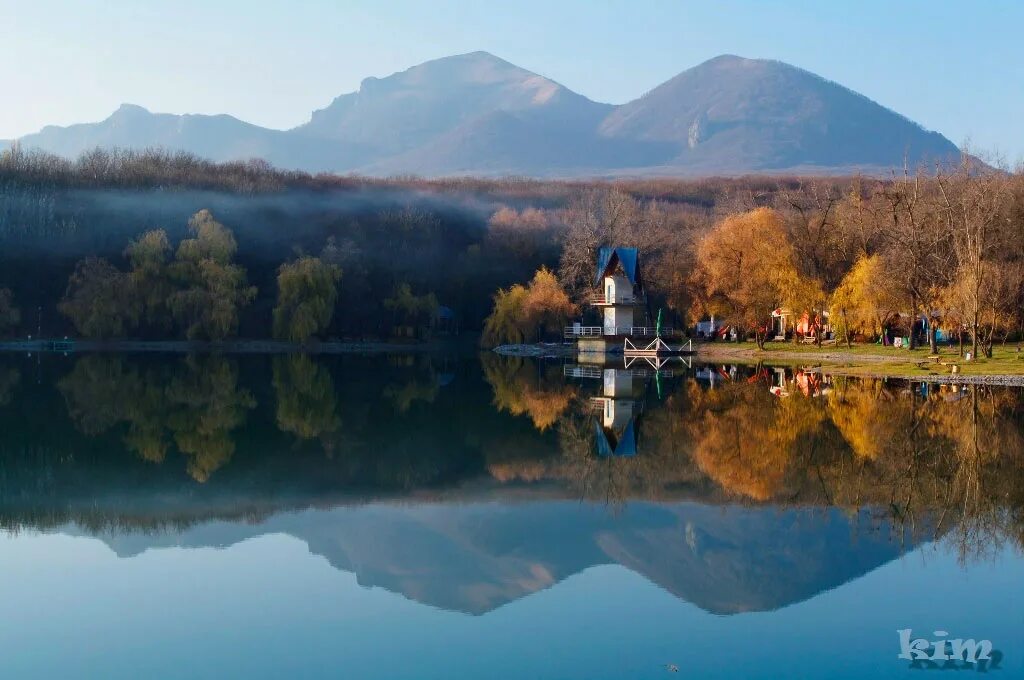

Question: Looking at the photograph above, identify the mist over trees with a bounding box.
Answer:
[2,146,1024,348]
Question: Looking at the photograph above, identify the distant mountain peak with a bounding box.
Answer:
[112,103,150,117]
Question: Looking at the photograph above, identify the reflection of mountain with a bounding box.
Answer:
[72,500,915,616]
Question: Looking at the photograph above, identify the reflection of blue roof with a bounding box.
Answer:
[594,418,638,457]
[595,247,641,287]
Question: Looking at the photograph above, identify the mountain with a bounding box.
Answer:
[599,54,960,174]
[74,501,916,616]
[10,52,962,177]
[13,103,367,172]
[299,51,612,156]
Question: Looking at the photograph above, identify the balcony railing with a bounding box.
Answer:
[564,326,674,339]
[589,294,646,306]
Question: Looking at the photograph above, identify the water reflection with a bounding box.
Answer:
[0,351,1021,617]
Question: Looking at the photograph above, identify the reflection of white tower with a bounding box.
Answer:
[596,368,636,429]
[591,368,641,457]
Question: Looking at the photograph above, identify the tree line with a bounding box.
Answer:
[4,145,1024,348]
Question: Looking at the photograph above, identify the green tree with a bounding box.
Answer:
[383,283,439,338]
[273,256,342,342]
[58,257,132,338]
[168,210,256,340]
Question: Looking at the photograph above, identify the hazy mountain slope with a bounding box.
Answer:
[361,108,671,176]
[600,55,960,173]
[15,104,368,172]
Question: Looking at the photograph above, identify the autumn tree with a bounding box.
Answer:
[689,208,809,348]
[273,256,342,342]
[776,180,851,292]
[485,206,557,263]
[522,267,577,340]
[482,354,577,432]
[879,170,954,351]
[0,288,20,337]
[937,160,1015,357]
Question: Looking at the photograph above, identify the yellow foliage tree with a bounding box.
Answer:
[829,254,902,343]
[689,208,807,348]
[482,267,576,346]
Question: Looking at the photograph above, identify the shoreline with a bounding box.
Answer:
[495,341,1024,385]
[0,338,454,355]
[7,338,1024,385]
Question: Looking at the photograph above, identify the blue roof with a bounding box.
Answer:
[595,247,641,287]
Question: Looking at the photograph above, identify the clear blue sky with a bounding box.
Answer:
[2,0,1021,161]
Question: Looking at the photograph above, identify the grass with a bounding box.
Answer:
[695,340,1024,378]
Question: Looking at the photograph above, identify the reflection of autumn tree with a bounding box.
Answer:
[383,378,439,414]
[272,355,341,441]
[59,355,255,482]
[481,354,577,432]
[165,357,256,482]
[924,386,1024,560]
[0,364,20,406]
[687,381,827,501]
[826,378,905,460]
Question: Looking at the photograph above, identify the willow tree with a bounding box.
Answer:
[829,254,902,345]
[59,257,132,338]
[272,355,341,441]
[689,208,807,349]
[273,256,342,342]
[167,210,256,340]
[124,229,173,332]
[482,284,530,346]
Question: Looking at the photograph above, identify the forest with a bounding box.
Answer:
[2,145,1023,351]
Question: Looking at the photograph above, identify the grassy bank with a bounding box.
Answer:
[695,341,1024,379]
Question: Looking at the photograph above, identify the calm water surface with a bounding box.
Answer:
[0,352,1020,679]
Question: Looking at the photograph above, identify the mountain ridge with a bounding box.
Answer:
[9,52,962,177]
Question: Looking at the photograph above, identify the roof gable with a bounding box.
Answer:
[595,247,641,287]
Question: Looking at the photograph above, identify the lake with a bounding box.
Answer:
[0,351,1020,679]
